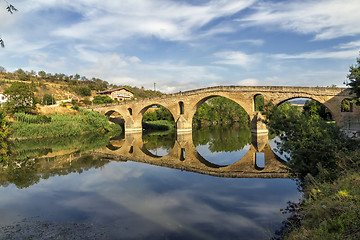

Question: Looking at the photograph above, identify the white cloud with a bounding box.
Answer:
[238,0,360,40]
[213,51,259,69]
[237,78,260,86]
[48,0,256,43]
[337,41,360,49]
[274,50,357,60]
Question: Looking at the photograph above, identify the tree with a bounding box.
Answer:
[38,70,47,78]
[345,53,360,105]
[1,0,18,48]
[3,82,37,114]
[263,101,347,182]
[0,111,10,163]
[42,94,56,105]
[93,95,114,104]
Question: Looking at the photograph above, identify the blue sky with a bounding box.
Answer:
[0,0,359,93]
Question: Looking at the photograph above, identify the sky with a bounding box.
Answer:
[0,0,359,93]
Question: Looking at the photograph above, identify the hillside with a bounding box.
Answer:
[0,68,164,103]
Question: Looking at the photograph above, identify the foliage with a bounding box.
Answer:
[3,82,37,114]
[42,93,56,105]
[142,120,175,131]
[143,106,174,122]
[341,98,352,112]
[14,112,51,124]
[93,95,114,104]
[193,96,249,127]
[254,94,264,111]
[9,109,122,138]
[0,111,10,163]
[142,130,176,152]
[263,101,348,182]
[280,171,360,240]
[303,99,332,121]
[345,53,360,105]
[193,124,251,152]
[77,86,92,96]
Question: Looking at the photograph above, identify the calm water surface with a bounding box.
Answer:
[0,127,299,239]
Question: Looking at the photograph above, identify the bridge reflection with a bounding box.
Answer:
[93,131,290,178]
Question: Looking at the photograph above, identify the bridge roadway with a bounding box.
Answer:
[85,86,360,133]
[91,131,290,178]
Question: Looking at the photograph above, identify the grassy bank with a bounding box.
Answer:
[281,170,360,240]
[9,109,122,138]
[142,120,175,131]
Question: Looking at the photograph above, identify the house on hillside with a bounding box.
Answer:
[96,87,134,101]
[0,93,7,105]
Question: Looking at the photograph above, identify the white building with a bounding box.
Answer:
[0,93,7,104]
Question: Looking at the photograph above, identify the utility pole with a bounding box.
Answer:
[154,82,156,92]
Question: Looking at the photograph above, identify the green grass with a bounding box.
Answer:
[142,120,175,131]
[282,171,360,240]
[10,109,122,138]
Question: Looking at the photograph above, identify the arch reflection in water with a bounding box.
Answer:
[192,125,252,166]
[98,130,289,179]
[142,130,176,157]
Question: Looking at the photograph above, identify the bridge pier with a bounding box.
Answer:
[176,115,193,133]
[251,112,269,134]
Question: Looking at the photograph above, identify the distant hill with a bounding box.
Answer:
[0,68,164,102]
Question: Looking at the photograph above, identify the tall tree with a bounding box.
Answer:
[346,53,360,105]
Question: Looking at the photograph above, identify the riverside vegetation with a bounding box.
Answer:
[268,53,360,240]
[266,101,360,239]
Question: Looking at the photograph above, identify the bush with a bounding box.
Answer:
[93,95,114,104]
[42,94,56,105]
[10,109,122,138]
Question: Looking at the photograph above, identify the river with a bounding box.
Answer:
[0,126,299,239]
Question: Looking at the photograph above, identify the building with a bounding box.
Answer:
[0,93,7,105]
[96,87,134,101]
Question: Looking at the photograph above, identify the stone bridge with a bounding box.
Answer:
[85,86,359,133]
[92,131,289,178]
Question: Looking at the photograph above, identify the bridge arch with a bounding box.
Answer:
[253,93,264,112]
[273,96,335,120]
[190,94,252,126]
[104,110,126,128]
[140,103,176,122]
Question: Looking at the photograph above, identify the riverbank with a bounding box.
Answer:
[279,169,360,240]
[142,120,175,131]
[8,108,122,139]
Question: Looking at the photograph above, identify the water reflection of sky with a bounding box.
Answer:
[269,136,290,161]
[196,143,251,165]
[0,161,300,239]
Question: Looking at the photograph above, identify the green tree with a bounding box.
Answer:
[93,95,114,104]
[193,97,249,127]
[42,94,56,105]
[263,101,347,181]
[77,86,91,96]
[38,70,47,78]
[14,68,30,81]
[254,94,264,111]
[303,99,331,120]
[345,53,360,105]
[341,98,352,112]
[0,111,9,163]
[3,82,37,114]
